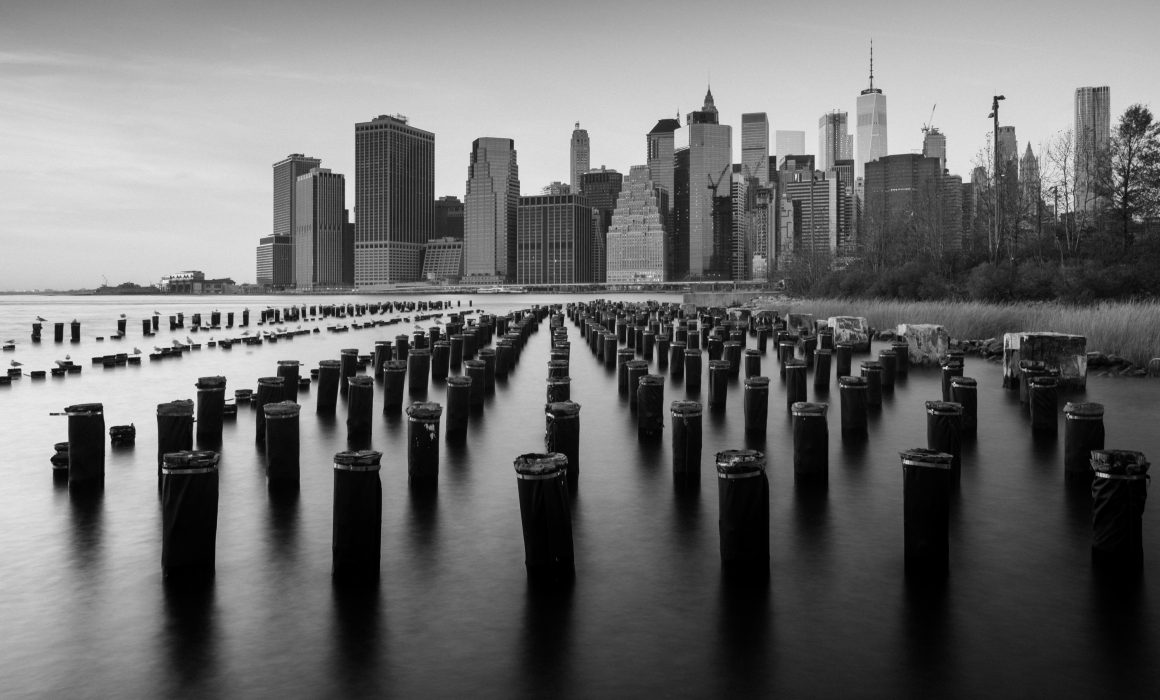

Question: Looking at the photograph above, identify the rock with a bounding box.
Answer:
[827,316,870,352]
[1002,332,1087,389]
[896,323,949,367]
[1086,351,1110,368]
[1147,358,1160,377]
[985,339,1004,357]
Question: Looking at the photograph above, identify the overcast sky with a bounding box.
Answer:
[3,0,1157,290]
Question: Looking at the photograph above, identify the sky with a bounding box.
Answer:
[2,0,1158,290]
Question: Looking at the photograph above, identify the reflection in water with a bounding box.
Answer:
[330,583,385,697]
[714,572,771,694]
[1088,571,1150,697]
[519,581,574,698]
[68,488,104,574]
[901,576,953,695]
[407,487,439,570]
[162,581,217,695]
[267,487,300,565]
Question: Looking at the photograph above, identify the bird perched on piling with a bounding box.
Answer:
[36,316,47,322]
[132,347,141,354]
[10,360,22,367]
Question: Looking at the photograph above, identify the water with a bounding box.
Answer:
[1,294,1157,698]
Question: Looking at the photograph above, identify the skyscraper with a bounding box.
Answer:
[607,165,667,283]
[570,123,590,193]
[272,153,321,285]
[686,88,732,278]
[464,137,520,283]
[818,111,853,173]
[579,167,623,283]
[515,194,594,284]
[741,113,770,186]
[922,127,947,174]
[775,130,806,170]
[294,167,349,289]
[1020,144,1041,206]
[1075,85,1111,212]
[647,117,680,215]
[855,43,887,180]
[434,195,464,240]
[353,114,435,287]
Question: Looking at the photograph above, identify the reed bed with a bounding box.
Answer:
[775,298,1160,367]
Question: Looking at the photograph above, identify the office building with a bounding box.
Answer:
[864,154,960,252]
[741,112,770,185]
[1075,85,1111,212]
[421,237,463,282]
[435,195,464,240]
[294,167,349,289]
[686,88,733,278]
[579,167,623,283]
[855,44,887,180]
[1020,144,1041,205]
[923,128,947,174]
[464,137,520,283]
[570,123,590,193]
[353,114,435,287]
[515,194,594,284]
[256,235,294,288]
[647,117,680,214]
[775,130,806,170]
[671,147,690,280]
[606,165,667,283]
[271,153,322,284]
[818,111,852,172]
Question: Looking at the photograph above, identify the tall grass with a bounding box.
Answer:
[773,298,1160,366]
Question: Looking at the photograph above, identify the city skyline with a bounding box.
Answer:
[3,0,1157,289]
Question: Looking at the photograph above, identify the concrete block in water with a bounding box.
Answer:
[827,316,870,352]
[786,313,815,337]
[896,324,950,367]
[1002,332,1087,389]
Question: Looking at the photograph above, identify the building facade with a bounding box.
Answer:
[256,235,294,288]
[421,237,463,282]
[741,112,770,186]
[294,168,349,289]
[570,123,590,193]
[606,165,667,283]
[271,153,322,285]
[855,48,887,180]
[775,130,806,171]
[1075,85,1111,212]
[922,128,947,174]
[647,117,680,216]
[686,88,732,279]
[435,195,464,240]
[864,154,960,255]
[818,111,853,173]
[579,167,623,284]
[515,194,594,285]
[353,114,435,287]
[464,137,520,283]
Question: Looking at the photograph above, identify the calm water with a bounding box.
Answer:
[1,293,1157,698]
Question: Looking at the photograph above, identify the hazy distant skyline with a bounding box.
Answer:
[3,0,1157,289]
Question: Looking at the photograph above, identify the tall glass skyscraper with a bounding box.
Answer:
[353,114,434,287]
[294,167,348,289]
[647,117,680,216]
[464,137,520,283]
[741,113,770,186]
[271,153,321,285]
[818,111,853,173]
[686,88,732,279]
[855,44,887,180]
[1075,85,1111,212]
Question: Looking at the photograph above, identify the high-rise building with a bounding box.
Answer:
[1020,144,1041,206]
[570,123,590,193]
[864,154,960,252]
[272,153,322,285]
[434,195,464,240]
[922,127,947,174]
[855,43,887,180]
[256,235,294,288]
[779,172,841,259]
[294,167,349,289]
[353,114,435,287]
[647,117,680,214]
[671,147,690,280]
[1075,85,1111,212]
[741,113,770,186]
[818,111,852,173]
[579,167,623,284]
[775,130,806,170]
[606,165,667,283]
[996,125,1019,207]
[731,169,752,280]
[421,237,463,282]
[515,194,594,284]
[464,137,520,283]
[686,88,733,279]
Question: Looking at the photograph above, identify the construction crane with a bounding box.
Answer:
[921,104,937,134]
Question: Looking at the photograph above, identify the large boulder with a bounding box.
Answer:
[896,324,950,367]
[1002,332,1087,389]
[827,316,870,352]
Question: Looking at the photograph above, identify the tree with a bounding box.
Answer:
[1106,104,1160,249]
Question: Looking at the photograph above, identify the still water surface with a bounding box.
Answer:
[1,294,1157,698]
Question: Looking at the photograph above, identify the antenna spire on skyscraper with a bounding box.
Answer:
[869,39,874,91]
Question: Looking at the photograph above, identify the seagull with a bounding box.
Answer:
[154,346,163,352]
[10,360,22,367]
[132,347,141,354]
[119,313,126,319]
[64,354,70,361]
[36,316,47,322]
[186,336,193,344]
